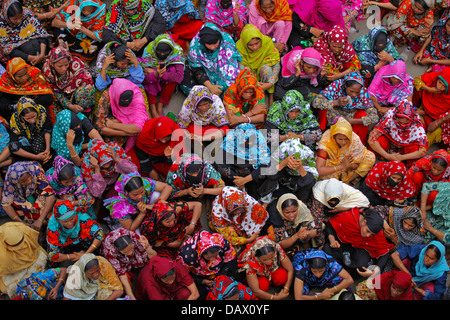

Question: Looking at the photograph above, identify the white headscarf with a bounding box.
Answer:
[312,178,370,209]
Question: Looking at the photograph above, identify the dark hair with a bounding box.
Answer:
[426,244,442,261]
[255,244,275,257]
[124,176,144,193]
[223,284,239,300]
[160,267,175,279]
[114,235,133,251]
[84,258,99,272]
[160,211,175,222]
[338,291,356,300]
[20,107,37,117]
[57,164,75,182]
[345,80,362,89]
[281,198,298,211]
[110,43,128,62]
[431,157,448,169]
[186,162,203,175]
[258,0,275,6]
[415,0,429,11]
[202,245,221,256]
[7,2,23,18]
[307,257,327,269]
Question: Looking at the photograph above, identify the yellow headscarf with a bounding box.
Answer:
[276,193,313,228]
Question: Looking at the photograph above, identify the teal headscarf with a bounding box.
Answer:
[413,240,449,287]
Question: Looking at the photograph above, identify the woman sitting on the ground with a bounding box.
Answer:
[223,69,267,130]
[359,160,415,206]
[273,47,327,102]
[100,227,157,300]
[16,267,67,300]
[236,23,280,106]
[204,0,248,41]
[46,200,104,266]
[210,186,269,250]
[62,253,124,300]
[52,0,106,64]
[312,72,379,144]
[355,268,413,300]
[103,171,173,232]
[265,90,321,148]
[206,274,258,300]
[134,254,200,300]
[316,117,376,186]
[42,44,95,114]
[80,138,137,199]
[237,235,294,300]
[140,201,202,259]
[368,99,428,167]
[313,25,361,83]
[46,156,96,218]
[368,60,414,117]
[94,41,145,92]
[140,34,185,118]
[292,248,354,300]
[95,78,149,153]
[248,0,292,54]
[178,230,238,299]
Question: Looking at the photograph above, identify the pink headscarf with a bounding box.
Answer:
[289,0,346,33]
[109,78,149,152]
[281,46,324,86]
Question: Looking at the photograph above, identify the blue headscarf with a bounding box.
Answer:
[414,240,449,287]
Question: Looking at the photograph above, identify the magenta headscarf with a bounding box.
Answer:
[281,46,324,86]
[109,78,149,152]
[289,0,345,33]
[368,60,414,106]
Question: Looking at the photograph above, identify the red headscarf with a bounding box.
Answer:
[365,161,415,200]
[328,207,394,259]
[374,270,413,300]
[408,149,450,182]
[419,67,450,120]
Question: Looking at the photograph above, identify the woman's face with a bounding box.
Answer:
[389,76,401,85]
[124,8,138,16]
[127,186,145,201]
[247,38,262,52]
[402,217,417,232]
[160,213,176,228]
[334,133,350,148]
[258,251,275,266]
[310,267,326,279]
[101,161,114,172]
[205,40,221,52]
[60,215,77,230]
[53,57,70,76]
[260,0,275,15]
[301,61,318,75]
[116,58,130,70]
[159,135,171,144]
[390,283,406,298]
[60,176,75,187]
[22,110,38,125]
[224,292,239,300]
[287,109,300,120]
[345,83,362,99]
[395,116,411,125]
[436,79,447,93]
[359,217,376,238]
[329,42,344,55]
[423,248,439,267]
[81,5,96,16]
[196,99,212,113]
[14,67,29,84]
[85,265,101,281]
[160,272,176,285]
[412,1,425,15]
[9,12,24,25]
[282,205,298,223]
[18,172,32,186]
[430,162,446,177]
[202,251,219,262]
[119,243,135,256]
[389,173,403,184]
[241,88,254,100]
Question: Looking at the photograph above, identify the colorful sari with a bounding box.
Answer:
[421,11,450,70]
[204,0,248,40]
[289,0,345,33]
[206,274,257,300]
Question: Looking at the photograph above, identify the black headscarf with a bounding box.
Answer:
[119,90,134,107]
[70,111,83,145]
[155,42,173,61]
[373,30,388,53]
[362,209,384,234]
[199,27,222,47]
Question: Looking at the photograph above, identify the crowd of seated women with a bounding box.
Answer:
[0,0,449,302]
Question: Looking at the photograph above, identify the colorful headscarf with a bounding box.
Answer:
[140,34,185,68]
[9,96,48,140]
[413,240,449,287]
[177,85,229,129]
[105,0,156,41]
[320,71,372,109]
[222,123,271,169]
[236,24,280,77]
[374,270,413,300]
[266,89,320,134]
[289,0,345,32]
[94,41,142,79]
[0,57,53,96]
[103,171,157,220]
[417,67,450,121]
[205,0,248,28]
[206,275,257,300]
[276,193,313,228]
[368,60,414,107]
[188,22,242,90]
[365,161,415,200]
[426,12,450,61]
[50,110,87,159]
[42,45,94,98]
[313,25,357,71]
[373,99,428,148]
[56,0,106,41]
[0,0,50,55]
[155,0,200,29]
[408,149,450,182]
[254,0,292,22]
[179,230,236,276]
[391,206,424,246]
[46,156,88,197]
[281,47,324,86]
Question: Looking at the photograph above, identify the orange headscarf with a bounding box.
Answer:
[255,0,292,22]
